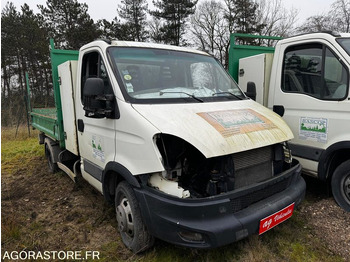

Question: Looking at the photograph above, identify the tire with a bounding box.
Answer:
[45,144,58,173]
[115,181,154,253]
[331,160,350,212]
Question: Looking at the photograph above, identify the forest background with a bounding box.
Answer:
[2,0,350,126]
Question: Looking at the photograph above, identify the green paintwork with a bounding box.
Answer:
[28,39,79,148]
[228,33,282,82]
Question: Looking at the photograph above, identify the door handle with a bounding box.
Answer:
[77,119,84,132]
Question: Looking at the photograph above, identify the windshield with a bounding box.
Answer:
[108,47,245,103]
[337,38,350,55]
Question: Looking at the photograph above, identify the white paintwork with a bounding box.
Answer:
[132,100,293,159]
[149,173,190,198]
[239,53,273,106]
[81,39,208,56]
[58,61,79,155]
[74,47,117,191]
[270,34,350,158]
[240,32,350,176]
[56,39,297,195]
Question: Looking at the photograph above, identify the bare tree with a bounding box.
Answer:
[191,0,224,53]
[256,0,298,37]
[190,0,230,65]
[148,17,163,43]
[331,0,350,32]
[190,0,298,67]
[299,0,350,33]
[297,14,334,33]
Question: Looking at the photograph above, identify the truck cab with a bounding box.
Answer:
[30,39,306,253]
[236,32,350,211]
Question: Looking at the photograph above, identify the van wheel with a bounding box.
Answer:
[331,160,350,212]
[115,181,154,253]
[45,144,58,173]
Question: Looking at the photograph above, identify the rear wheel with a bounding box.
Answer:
[331,160,350,212]
[115,181,154,253]
[45,144,58,173]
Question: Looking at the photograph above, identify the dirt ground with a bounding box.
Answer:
[1,154,350,261]
[299,176,350,261]
[1,155,132,260]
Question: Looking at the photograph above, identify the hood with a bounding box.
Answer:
[132,100,293,158]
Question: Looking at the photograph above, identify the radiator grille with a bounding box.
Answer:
[230,175,292,213]
[233,146,273,189]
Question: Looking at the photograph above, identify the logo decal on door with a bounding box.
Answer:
[92,135,105,162]
[299,117,328,143]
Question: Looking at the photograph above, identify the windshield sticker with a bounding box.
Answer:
[124,74,132,81]
[299,117,328,143]
[197,109,276,138]
[92,135,105,162]
[126,83,134,93]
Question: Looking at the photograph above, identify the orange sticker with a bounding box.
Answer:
[197,109,276,138]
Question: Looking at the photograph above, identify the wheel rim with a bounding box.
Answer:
[343,174,350,202]
[116,197,134,239]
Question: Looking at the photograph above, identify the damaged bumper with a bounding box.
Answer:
[134,160,305,248]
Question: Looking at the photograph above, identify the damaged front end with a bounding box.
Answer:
[148,134,293,199]
[134,133,304,248]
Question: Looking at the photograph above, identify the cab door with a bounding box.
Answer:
[75,48,117,192]
[272,41,350,175]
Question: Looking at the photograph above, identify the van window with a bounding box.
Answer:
[81,51,113,102]
[281,43,348,100]
[337,37,350,55]
[108,47,244,103]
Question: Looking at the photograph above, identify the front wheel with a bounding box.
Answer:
[115,181,154,253]
[331,160,350,212]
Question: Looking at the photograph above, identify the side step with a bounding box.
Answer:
[57,150,81,183]
[57,162,76,182]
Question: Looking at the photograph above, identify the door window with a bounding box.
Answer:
[282,43,348,100]
[81,51,113,102]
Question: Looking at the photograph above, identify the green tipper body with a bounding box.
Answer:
[228,34,282,82]
[30,40,79,148]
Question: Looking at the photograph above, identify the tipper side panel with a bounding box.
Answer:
[50,39,79,148]
[228,34,281,82]
[29,40,79,148]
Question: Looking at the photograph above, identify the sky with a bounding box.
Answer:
[1,0,334,26]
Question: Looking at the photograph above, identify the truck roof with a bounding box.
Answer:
[80,39,210,56]
[282,31,350,43]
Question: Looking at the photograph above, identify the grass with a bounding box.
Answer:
[1,127,42,177]
[1,126,346,262]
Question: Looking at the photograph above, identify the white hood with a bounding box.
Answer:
[133,100,293,158]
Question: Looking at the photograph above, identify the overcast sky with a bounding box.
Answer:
[1,0,334,26]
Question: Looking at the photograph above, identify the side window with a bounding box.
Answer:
[81,51,113,102]
[282,43,348,100]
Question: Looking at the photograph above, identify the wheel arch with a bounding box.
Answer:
[318,141,350,181]
[44,137,61,164]
[102,161,141,203]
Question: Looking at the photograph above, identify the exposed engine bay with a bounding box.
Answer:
[148,134,292,199]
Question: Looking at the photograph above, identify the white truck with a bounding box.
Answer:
[234,32,350,212]
[29,39,305,253]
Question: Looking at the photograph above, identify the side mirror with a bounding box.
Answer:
[83,78,105,118]
[273,105,285,117]
[245,82,256,101]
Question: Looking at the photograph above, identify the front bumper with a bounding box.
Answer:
[134,161,305,248]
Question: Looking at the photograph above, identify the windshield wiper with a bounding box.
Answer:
[212,91,244,100]
[159,91,203,102]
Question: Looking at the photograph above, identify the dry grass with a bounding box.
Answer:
[1,126,346,262]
